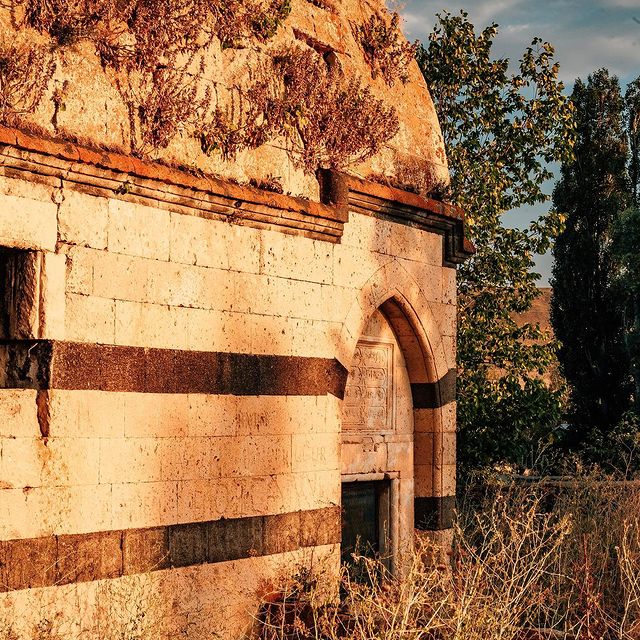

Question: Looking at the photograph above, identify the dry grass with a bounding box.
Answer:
[255,477,640,640]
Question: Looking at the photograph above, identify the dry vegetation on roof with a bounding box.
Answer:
[0,36,55,126]
[1,0,403,174]
[197,46,400,173]
[356,11,417,86]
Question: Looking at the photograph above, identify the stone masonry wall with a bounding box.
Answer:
[0,127,466,637]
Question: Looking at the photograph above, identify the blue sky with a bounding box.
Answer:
[396,0,640,284]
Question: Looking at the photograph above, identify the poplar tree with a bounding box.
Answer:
[551,69,633,446]
[418,11,575,472]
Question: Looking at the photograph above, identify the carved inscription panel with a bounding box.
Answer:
[343,340,394,433]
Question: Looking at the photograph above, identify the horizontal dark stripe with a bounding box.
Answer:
[414,496,456,531]
[411,368,457,409]
[0,506,341,593]
[0,340,349,398]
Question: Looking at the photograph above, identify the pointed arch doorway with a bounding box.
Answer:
[340,305,415,574]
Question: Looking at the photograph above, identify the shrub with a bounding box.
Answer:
[356,12,416,85]
[0,36,55,126]
[255,476,640,640]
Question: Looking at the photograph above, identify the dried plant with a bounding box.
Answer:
[357,12,417,86]
[0,36,55,126]
[196,47,399,173]
[117,55,208,155]
[18,0,115,45]
[255,476,640,640]
[270,47,400,172]
[249,175,284,193]
[370,152,450,199]
[303,0,337,13]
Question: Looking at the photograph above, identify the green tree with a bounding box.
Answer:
[613,207,640,411]
[418,11,575,473]
[627,78,640,208]
[551,69,633,448]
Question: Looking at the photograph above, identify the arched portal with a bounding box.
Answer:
[340,288,457,571]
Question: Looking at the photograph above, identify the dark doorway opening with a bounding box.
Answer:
[341,480,391,574]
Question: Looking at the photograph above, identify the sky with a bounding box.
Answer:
[396,0,640,285]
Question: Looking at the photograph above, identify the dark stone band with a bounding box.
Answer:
[411,368,457,409]
[0,340,349,399]
[0,506,341,593]
[414,496,456,531]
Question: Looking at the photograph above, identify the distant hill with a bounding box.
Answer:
[515,287,553,336]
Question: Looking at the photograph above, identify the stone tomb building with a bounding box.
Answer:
[0,1,471,637]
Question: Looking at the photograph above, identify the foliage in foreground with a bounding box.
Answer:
[417,11,575,474]
[257,478,640,640]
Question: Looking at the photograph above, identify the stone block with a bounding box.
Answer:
[442,267,456,306]
[177,478,238,523]
[159,437,212,481]
[300,507,340,548]
[65,293,115,343]
[42,437,101,487]
[340,441,387,475]
[442,432,456,467]
[340,213,392,255]
[114,300,188,350]
[188,394,237,437]
[398,259,442,303]
[292,433,340,473]
[236,436,291,477]
[122,526,170,574]
[107,199,171,261]
[123,393,189,438]
[48,484,114,536]
[235,396,287,437]
[390,224,442,267]
[228,225,262,274]
[260,230,332,284]
[414,433,434,467]
[57,189,109,249]
[92,250,149,302]
[0,389,39,438]
[63,245,94,295]
[263,511,300,556]
[169,212,231,270]
[431,302,457,338]
[111,481,177,530]
[237,475,285,516]
[39,251,66,340]
[441,402,457,433]
[332,244,392,290]
[0,437,45,488]
[0,535,57,591]
[57,530,122,584]
[47,390,126,438]
[207,515,263,563]
[414,464,433,498]
[99,438,162,484]
[413,408,437,434]
[386,440,413,474]
[183,306,229,352]
[169,522,208,568]
[442,465,456,496]
[0,193,57,252]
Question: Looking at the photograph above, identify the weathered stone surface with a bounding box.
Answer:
[0,0,447,200]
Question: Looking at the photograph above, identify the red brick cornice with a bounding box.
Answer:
[0,125,473,260]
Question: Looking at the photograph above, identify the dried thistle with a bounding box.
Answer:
[0,37,55,126]
[271,47,400,172]
[357,12,417,86]
[118,54,207,155]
